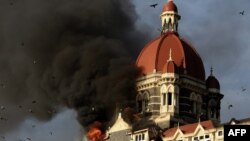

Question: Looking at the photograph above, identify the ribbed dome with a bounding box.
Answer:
[136,33,205,80]
[162,0,178,12]
[206,75,220,90]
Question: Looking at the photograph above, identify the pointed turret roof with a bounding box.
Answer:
[108,113,131,133]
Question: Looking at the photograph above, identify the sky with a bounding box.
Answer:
[1,0,250,141]
[2,109,83,141]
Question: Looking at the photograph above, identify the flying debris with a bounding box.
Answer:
[18,105,22,108]
[21,42,24,46]
[241,87,246,92]
[0,136,5,139]
[47,109,57,115]
[28,109,34,113]
[0,116,7,121]
[91,107,95,111]
[33,60,37,64]
[150,4,158,8]
[50,132,53,135]
[0,106,5,110]
[239,10,245,15]
[0,84,6,88]
[32,125,36,128]
[27,138,31,140]
[32,100,37,104]
[228,104,233,110]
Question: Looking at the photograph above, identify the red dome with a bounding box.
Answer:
[206,76,220,90]
[162,1,178,12]
[136,33,205,80]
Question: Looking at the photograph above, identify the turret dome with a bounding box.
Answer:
[136,33,205,80]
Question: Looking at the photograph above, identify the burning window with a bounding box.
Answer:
[86,121,105,141]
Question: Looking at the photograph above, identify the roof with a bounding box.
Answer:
[206,75,220,89]
[136,33,205,80]
[163,120,215,137]
[108,113,131,133]
[132,119,162,140]
[132,119,157,132]
[162,0,178,12]
[223,117,250,125]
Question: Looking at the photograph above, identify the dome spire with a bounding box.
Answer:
[168,48,173,61]
[161,0,180,33]
[210,66,213,76]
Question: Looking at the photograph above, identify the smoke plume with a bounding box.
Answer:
[0,0,147,133]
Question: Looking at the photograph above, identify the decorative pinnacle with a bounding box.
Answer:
[210,66,213,76]
[168,48,173,61]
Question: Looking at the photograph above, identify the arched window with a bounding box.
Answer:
[190,93,197,114]
[208,99,217,119]
[164,19,168,31]
[168,18,172,30]
[168,92,172,105]
[196,95,202,115]
[161,85,167,106]
[137,92,150,113]
[137,94,143,112]
[161,84,174,107]
[162,93,166,105]
[167,85,174,106]
[142,92,150,112]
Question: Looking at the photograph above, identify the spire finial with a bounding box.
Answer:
[210,66,213,76]
[177,122,180,129]
[168,48,173,61]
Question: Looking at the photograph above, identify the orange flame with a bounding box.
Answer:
[86,121,105,141]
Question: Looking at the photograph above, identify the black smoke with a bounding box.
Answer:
[0,0,147,133]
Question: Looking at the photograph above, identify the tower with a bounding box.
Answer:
[205,67,223,122]
[161,0,181,33]
[135,0,223,129]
